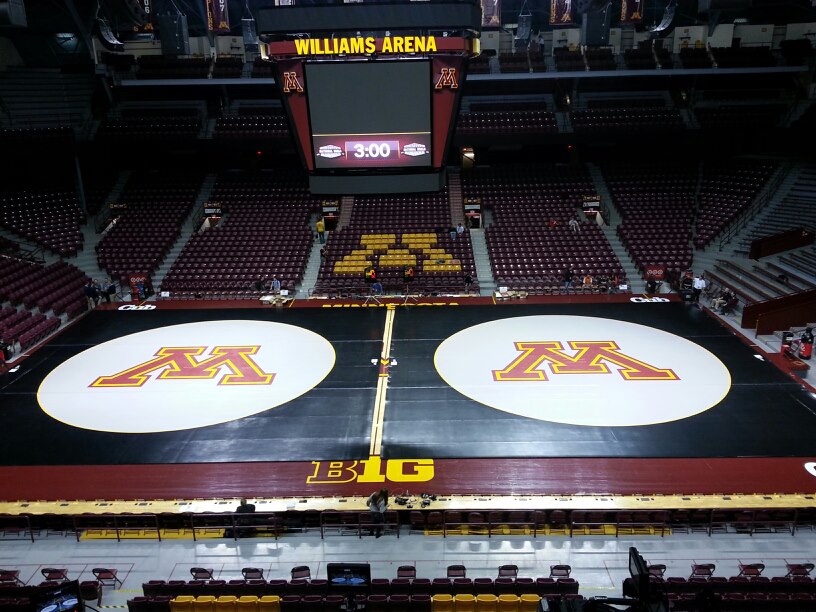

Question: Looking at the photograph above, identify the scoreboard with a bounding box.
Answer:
[265,34,476,194]
[306,61,432,171]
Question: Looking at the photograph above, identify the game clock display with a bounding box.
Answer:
[313,133,432,169]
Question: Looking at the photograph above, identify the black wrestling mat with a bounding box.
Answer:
[0,308,383,465]
[384,302,816,459]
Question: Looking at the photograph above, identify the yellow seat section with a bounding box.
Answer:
[403,232,436,242]
[215,597,237,612]
[475,594,498,612]
[360,235,395,247]
[170,597,196,612]
[497,594,519,612]
[518,595,541,612]
[432,593,454,612]
[258,596,280,612]
[194,596,217,612]
[454,593,476,612]
[235,597,259,612]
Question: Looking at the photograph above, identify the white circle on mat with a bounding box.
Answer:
[434,315,731,427]
[38,320,335,433]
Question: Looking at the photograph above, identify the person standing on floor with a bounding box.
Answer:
[366,488,389,538]
[316,217,326,244]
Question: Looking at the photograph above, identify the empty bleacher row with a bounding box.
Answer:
[161,170,319,298]
[0,258,88,348]
[695,160,776,248]
[455,110,557,136]
[570,107,684,134]
[0,187,85,257]
[213,114,290,140]
[96,172,202,281]
[604,163,696,275]
[464,164,625,293]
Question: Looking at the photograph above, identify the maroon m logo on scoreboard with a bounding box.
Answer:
[434,68,458,90]
[282,71,304,94]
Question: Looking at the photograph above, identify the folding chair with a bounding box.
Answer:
[447,565,466,579]
[92,568,122,588]
[785,563,814,577]
[191,568,215,580]
[737,563,764,577]
[397,566,416,579]
[242,568,265,580]
[290,566,310,580]
[647,565,666,579]
[0,570,23,586]
[689,564,715,579]
[41,568,69,581]
[497,566,518,579]
[548,565,570,579]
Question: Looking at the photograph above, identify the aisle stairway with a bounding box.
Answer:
[151,174,217,293]
[586,163,644,293]
[469,227,495,296]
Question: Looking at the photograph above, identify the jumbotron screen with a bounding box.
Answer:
[305,61,432,170]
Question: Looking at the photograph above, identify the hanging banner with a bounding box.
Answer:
[621,0,643,23]
[206,0,231,33]
[550,0,573,25]
[134,0,153,32]
[481,0,500,27]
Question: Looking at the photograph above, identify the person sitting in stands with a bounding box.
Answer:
[371,280,384,295]
[582,273,593,288]
[271,276,281,293]
[228,498,256,538]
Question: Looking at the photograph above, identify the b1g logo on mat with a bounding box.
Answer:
[37,321,335,433]
[434,315,731,427]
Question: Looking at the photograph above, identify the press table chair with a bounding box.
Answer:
[92,568,122,588]
[190,568,214,580]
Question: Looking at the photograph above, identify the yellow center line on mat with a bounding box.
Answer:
[369,305,396,456]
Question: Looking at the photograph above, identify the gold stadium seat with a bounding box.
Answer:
[518,595,540,612]
[475,594,498,612]
[215,596,238,612]
[454,593,476,612]
[170,597,196,612]
[497,594,519,612]
[193,596,217,612]
[258,596,280,612]
[431,593,454,612]
[235,597,259,612]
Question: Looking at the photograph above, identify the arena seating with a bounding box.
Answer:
[694,160,776,248]
[679,47,713,68]
[213,113,290,140]
[0,186,85,257]
[553,48,585,72]
[694,104,785,130]
[251,62,276,78]
[313,190,476,296]
[96,172,202,281]
[160,170,318,298]
[212,57,244,78]
[497,53,528,73]
[780,38,814,65]
[623,48,657,70]
[0,67,94,130]
[603,163,696,275]
[655,45,674,68]
[584,47,616,71]
[467,55,491,74]
[456,109,557,136]
[97,114,201,142]
[0,258,87,348]
[135,57,211,80]
[464,164,625,293]
[710,46,776,68]
[570,107,683,134]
